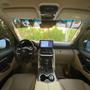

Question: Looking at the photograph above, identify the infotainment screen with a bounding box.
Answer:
[40,40,53,48]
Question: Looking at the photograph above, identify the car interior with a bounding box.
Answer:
[0,0,90,90]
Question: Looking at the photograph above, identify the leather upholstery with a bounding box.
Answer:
[1,74,90,90]
[1,74,36,90]
[35,80,63,90]
[59,79,90,90]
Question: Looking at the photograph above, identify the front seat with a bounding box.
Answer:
[59,79,90,90]
[1,74,36,90]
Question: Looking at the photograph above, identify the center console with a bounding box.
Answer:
[35,40,63,90]
[38,40,56,82]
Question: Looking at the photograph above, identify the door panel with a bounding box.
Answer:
[73,50,90,80]
[0,18,15,81]
[73,28,90,80]
[0,49,13,72]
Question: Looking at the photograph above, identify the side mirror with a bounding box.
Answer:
[0,38,10,49]
[86,40,90,52]
[83,40,90,52]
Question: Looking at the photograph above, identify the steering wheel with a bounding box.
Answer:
[15,39,37,63]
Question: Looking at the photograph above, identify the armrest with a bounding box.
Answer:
[35,80,63,90]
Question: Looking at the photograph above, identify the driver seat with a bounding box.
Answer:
[1,74,36,90]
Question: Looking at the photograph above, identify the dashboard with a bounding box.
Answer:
[15,39,74,64]
[14,39,90,80]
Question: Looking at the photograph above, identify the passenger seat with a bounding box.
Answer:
[1,74,36,90]
[59,79,90,90]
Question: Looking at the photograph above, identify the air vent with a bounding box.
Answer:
[40,5,59,20]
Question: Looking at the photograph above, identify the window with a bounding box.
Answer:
[0,18,14,50]
[13,19,81,43]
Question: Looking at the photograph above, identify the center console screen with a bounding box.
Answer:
[40,40,53,48]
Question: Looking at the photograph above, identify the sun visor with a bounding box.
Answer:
[2,7,39,19]
[57,9,90,21]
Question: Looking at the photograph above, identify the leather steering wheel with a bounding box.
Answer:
[15,39,37,63]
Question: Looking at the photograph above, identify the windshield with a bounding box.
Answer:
[13,19,81,42]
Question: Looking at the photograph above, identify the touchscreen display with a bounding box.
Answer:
[40,40,53,48]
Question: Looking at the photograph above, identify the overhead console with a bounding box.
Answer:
[39,4,59,20]
[38,40,56,82]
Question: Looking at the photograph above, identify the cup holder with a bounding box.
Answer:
[40,74,55,82]
[40,74,46,81]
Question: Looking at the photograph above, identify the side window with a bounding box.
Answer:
[79,29,90,53]
[0,18,14,50]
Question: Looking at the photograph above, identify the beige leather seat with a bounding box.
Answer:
[1,74,36,90]
[59,79,90,90]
